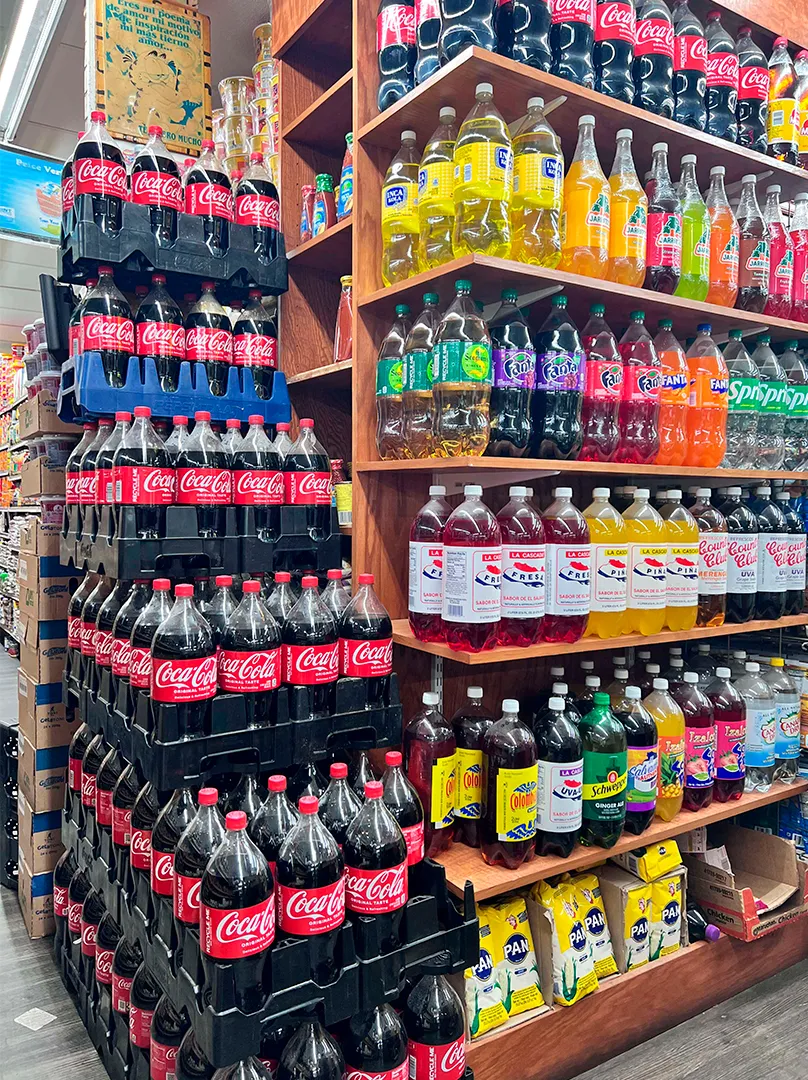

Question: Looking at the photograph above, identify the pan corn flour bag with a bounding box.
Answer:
[533,880,598,1006]
[486,897,544,1016]
[623,879,653,970]
[572,873,617,978]
[464,907,509,1038]
[650,873,683,961]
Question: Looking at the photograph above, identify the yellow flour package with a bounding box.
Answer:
[486,896,544,1017]
[622,879,653,971]
[464,906,509,1038]
[649,872,683,961]
[533,880,598,1006]
[571,873,617,978]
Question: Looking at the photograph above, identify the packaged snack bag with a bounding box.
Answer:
[649,870,684,961]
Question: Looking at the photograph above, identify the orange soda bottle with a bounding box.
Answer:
[607,128,647,287]
[684,323,729,468]
[705,165,739,307]
[561,115,610,280]
[653,319,688,466]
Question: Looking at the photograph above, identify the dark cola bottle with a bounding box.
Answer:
[82,734,109,824]
[94,579,130,685]
[350,752,376,801]
[282,577,339,719]
[233,291,278,401]
[250,775,299,877]
[382,750,424,865]
[595,0,636,103]
[705,10,738,142]
[550,0,595,87]
[112,762,139,877]
[53,847,78,955]
[95,910,122,993]
[130,780,161,884]
[135,272,186,392]
[672,0,706,129]
[344,1005,408,1080]
[283,418,333,542]
[174,788,225,928]
[72,111,127,234]
[289,761,328,801]
[278,1021,345,1080]
[130,125,182,246]
[319,762,362,847]
[224,774,265,819]
[113,406,175,540]
[67,868,91,942]
[259,1023,296,1077]
[497,0,552,71]
[720,487,758,623]
[80,266,134,387]
[96,411,130,513]
[79,419,112,518]
[267,572,297,631]
[151,787,196,902]
[338,573,393,708]
[736,26,769,152]
[344,780,408,951]
[403,973,466,1080]
[129,579,173,700]
[200,811,275,1013]
[61,131,81,244]
[233,416,283,541]
[219,580,282,728]
[129,961,162,1051]
[184,140,233,256]
[68,720,94,803]
[276,797,345,983]
[235,153,280,263]
[112,935,143,1018]
[186,282,233,396]
[177,412,233,539]
[450,687,494,848]
[65,423,96,525]
[151,994,191,1080]
[96,745,124,838]
[222,418,243,460]
[177,1029,215,1080]
[205,575,237,647]
[151,583,217,738]
[323,569,350,623]
[481,699,538,869]
[80,887,106,984]
[415,0,440,82]
[633,0,674,118]
[66,573,96,683]
[377,0,416,111]
[111,579,149,696]
[166,415,190,463]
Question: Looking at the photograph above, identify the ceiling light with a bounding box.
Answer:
[0,0,66,142]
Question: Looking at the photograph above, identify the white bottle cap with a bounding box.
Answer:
[696,487,712,497]
[726,487,741,496]
[476,82,493,96]
[638,650,651,660]
[767,184,782,194]
[710,165,725,176]
[652,141,668,153]
[741,174,757,184]
[552,682,569,695]
[681,153,697,165]
[776,491,790,499]
[548,696,564,710]
[613,655,627,665]
[464,484,483,496]
[528,96,545,109]
[671,658,684,668]
[525,488,534,497]
[646,663,660,673]
[715,667,731,678]
[614,669,629,679]
[467,686,483,700]
[684,672,699,684]
[502,698,519,713]
[745,662,760,673]
[634,488,650,499]
[593,487,611,498]
[796,191,808,201]
[667,489,682,499]
[429,485,446,496]
[698,644,711,654]
[401,130,417,142]
[439,106,456,121]
[670,647,682,656]
[554,486,573,498]
[550,666,564,677]
[581,660,594,671]
[755,485,771,495]
[585,676,600,687]
[509,486,528,497]
[653,678,669,690]
[616,128,633,139]
[732,650,746,658]
[579,114,595,126]
[423,692,440,705]
[625,686,642,700]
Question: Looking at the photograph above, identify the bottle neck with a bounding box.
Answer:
[575,125,596,163]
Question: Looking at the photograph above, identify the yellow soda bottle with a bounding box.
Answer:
[453,83,512,258]
[418,107,457,270]
[607,128,647,287]
[511,96,564,267]
[644,678,684,822]
[583,487,628,639]
[381,130,421,286]
[623,488,667,636]
[561,114,610,280]
[659,489,699,632]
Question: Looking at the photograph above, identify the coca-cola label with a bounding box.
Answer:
[130,826,152,870]
[345,859,407,914]
[185,181,234,221]
[347,1063,408,1080]
[78,471,98,505]
[634,17,674,58]
[81,918,97,956]
[68,615,81,649]
[176,466,233,505]
[377,4,416,51]
[739,64,769,100]
[233,332,277,368]
[113,972,133,1015]
[97,467,113,505]
[151,849,174,896]
[284,470,332,505]
[175,872,201,924]
[131,169,183,210]
[96,946,114,984]
[200,893,276,958]
[706,52,739,89]
[136,319,185,359]
[74,156,128,200]
[97,785,113,826]
[112,635,132,677]
[675,33,707,71]
[150,1039,179,1080]
[112,804,132,847]
[408,1037,466,1080]
[551,0,593,24]
[129,645,152,689]
[595,2,635,43]
[95,628,114,668]
[68,756,81,792]
[81,768,97,807]
[115,464,176,505]
[219,647,282,692]
[277,877,345,935]
[235,193,280,229]
[283,641,339,685]
[233,469,284,505]
[68,898,81,933]
[339,637,393,678]
[63,175,75,215]
[186,325,233,364]
[66,472,80,504]
[727,533,758,595]
[402,820,424,865]
[152,654,219,703]
[81,313,134,354]
[80,618,96,656]
[129,1004,153,1049]
[54,883,68,917]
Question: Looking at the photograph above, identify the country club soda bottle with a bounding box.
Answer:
[653,319,688,466]
[541,487,591,644]
[442,485,501,652]
[705,166,739,307]
[381,131,421,286]
[675,154,710,301]
[496,486,546,647]
[684,324,729,468]
[418,107,457,269]
[607,128,647,287]
[692,487,728,628]
[432,280,492,456]
[623,489,668,636]
[561,115,610,280]
[644,678,685,822]
[659,490,699,631]
[580,304,622,462]
[511,96,563,267]
[453,83,512,258]
[409,485,452,642]
[583,487,627,639]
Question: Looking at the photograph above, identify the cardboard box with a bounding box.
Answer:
[611,839,682,882]
[20,457,66,498]
[18,389,76,439]
[19,616,68,683]
[684,825,808,941]
[17,793,63,874]
[17,668,77,748]
[18,732,68,812]
[18,556,77,621]
[17,852,54,938]
[20,519,63,557]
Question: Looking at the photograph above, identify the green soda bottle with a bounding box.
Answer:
[418,107,457,269]
[403,293,442,458]
[675,154,710,301]
[432,280,492,456]
[579,691,628,848]
[375,304,412,459]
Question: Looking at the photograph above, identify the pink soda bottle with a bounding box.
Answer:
[442,485,502,652]
[579,303,623,462]
[790,192,808,324]
[408,485,453,643]
[672,671,715,811]
[496,486,546,647]
[706,665,746,802]
[541,486,591,644]
[763,184,794,319]
[615,310,661,465]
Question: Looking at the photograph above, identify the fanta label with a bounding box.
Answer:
[585,359,624,401]
[536,348,585,392]
[623,364,660,403]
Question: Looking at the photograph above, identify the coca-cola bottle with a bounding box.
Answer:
[595,0,636,104]
[82,733,109,823]
[222,417,243,459]
[53,847,78,955]
[151,583,217,738]
[319,762,362,847]
[337,573,394,708]
[80,266,134,387]
[403,973,466,1080]
[129,961,162,1051]
[177,1028,215,1080]
[113,406,175,539]
[130,780,160,883]
[377,0,416,110]
[96,412,130,513]
[235,152,280,263]
[249,776,299,879]
[80,887,106,984]
[177,411,233,539]
[322,569,349,623]
[111,579,149,696]
[233,291,278,401]
[185,282,233,396]
[267,572,297,630]
[130,125,183,246]
[95,909,122,992]
[673,0,706,129]
[184,139,233,256]
[79,419,112,514]
[705,11,738,142]
[550,0,595,87]
[112,935,142,1017]
[72,112,127,234]
[96,745,124,838]
[65,423,97,521]
[633,0,675,118]
[289,761,328,802]
[233,415,283,541]
[282,418,333,542]
[151,787,196,901]
[67,867,91,941]
[67,576,96,689]
[135,272,186,392]
[274,422,294,458]
[80,577,112,686]
[61,131,82,244]
[278,1020,345,1080]
[382,750,424,865]
[200,810,275,1013]
[68,721,94,805]
[350,752,376,801]
[736,26,769,152]
[129,579,173,700]
[219,580,282,728]
[174,788,225,927]
[224,774,265,819]
[496,0,552,71]
[68,275,96,358]
[282,577,339,718]
[112,762,140,871]
[204,575,237,647]
[151,995,190,1080]
[94,579,130,686]
[343,1005,408,1080]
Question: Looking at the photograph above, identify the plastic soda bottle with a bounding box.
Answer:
[721,330,759,469]
[611,685,657,836]
[644,678,685,822]
[580,304,622,461]
[691,488,727,628]
[432,280,492,456]
[375,305,411,459]
[607,128,647,287]
[623,488,668,636]
[736,26,769,151]
[766,658,801,784]
[736,662,775,792]
[736,175,769,313]
[408,485,452,643]
[777,490,807,615]
[790,192,808,323]
[402,293,441,459]
[659,490,699,632]
[579,692,627,849]
[644,142,682,294]
[683,323,728,468]
[615,310,661,464]
[487,290,535,457]
[531,294,585,459]
[653,320,688,466]
[453,83,512,258]
[720,486,758,623]
[442,485,501,652]
[381,131,421,286]
[752,335,787,470]
[541,486,591,644]
[673,671,715,811]
[418,107,457,270]
[675,154,709,301]
[403,692,456,857]
[511,96,563,267]
[796,49,808,167]
[763,184,794,319]
[583,487,627,640]
[533,695,583,858]
[561,115,610,279]
[705,667,745,802]
[480,699,537,868]
[751,485,788,621]
[780,343,808,472]
[704,166,739,307]
[767,36,799,163]
[451,687,494,848]
[496,486,546,647]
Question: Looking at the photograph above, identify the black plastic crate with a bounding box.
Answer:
[0,717,18,784]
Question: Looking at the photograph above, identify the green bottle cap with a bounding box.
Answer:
[553,294,567,306]
[315,173,334,192]
[631,310,645,320]
[395,304,410,316]
[502,289,519,302]
[728,328,743,339]
[455,279,472,291]
[785,340,799,349]
[590,303,605,315]
[658,319,672,330]
[758,333,771,344]
[593,692,610,706]
[423,292,439,304]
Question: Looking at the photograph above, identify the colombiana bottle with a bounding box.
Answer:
[481,699,538,868]
[451,687,494,848]
[381,131,421,286]
[441,485,501,652]
[583,487,627,639]
[511,96,563,267]
[418,108,457,270]
[453,83,512,258]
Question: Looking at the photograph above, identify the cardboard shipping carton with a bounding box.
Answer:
[19,519,63,558]
[18,732,67,812]
[17,851,54,939]
[20,457,66,498]
[18,388,76,439]
[17,668,76,748]
[19,616,68,683]
[17,793,63,874]
[17,555,77,621]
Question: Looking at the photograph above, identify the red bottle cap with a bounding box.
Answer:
[148,125,163,136]
[299,796,318,814]
[275,572,291,583]
[300,418,314,428]
[385,751,402,767]
[175,584,194,597]
[268,775,286,792]
[173,415,188,425]
[226,418,241,429]
[201,139,215,150]
[249,415,264,425]
[98,264,113,274]
[198,788,218,805]
[90,110,106,123]
[330,762,348,779]
[115,412,131,422]
[277,423,290,431]
[243,580,261,594]
[215,576,233,587]
[358,573,374,585]
[152,272,166,284]
[250,152,263,163]
[133,406,151,418]
[226,811,247,830]
[326,569,342,581]
[365,781,383,799]
[195,411,211,422]
[153,579,171,591]
[301,576,318,588]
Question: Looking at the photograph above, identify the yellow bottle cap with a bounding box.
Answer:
[770,657,785,667]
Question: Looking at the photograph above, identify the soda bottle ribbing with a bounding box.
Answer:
[594,0,636,104]
[381,132,420,285]
[453,83,512,258]
[654,320,688,466]
[533,694,583,856]
[752,336,787,470]
[541,486,591,643]
[736,175,770,313]
[634,0,674,116]
[684,324,728,469]
[403,692,456,857]
[550,0,595,87]
[185,282,233,397]
[672,0,706,129]
[613,685,658,835]
[644,142,681,293]
[721,331,759,469]
[561,115,610,279]
[675,155,709,302]
[580,304,622,461]
[704,10,738,142]
[442,485,501,652]
[584,487,627,639]
[705,166,739,307]
[487,290,535,457]
[73,112,127,235]
[131,125,182,246]
[497,0,552,70]
[480,699,537,868]
[377,0,415,109]
[736,26,769,152]
[184,140,232,257]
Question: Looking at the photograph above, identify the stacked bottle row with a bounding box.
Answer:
[408,484,807,652]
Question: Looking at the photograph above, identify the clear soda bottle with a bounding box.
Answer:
[751,334,787,469]
[607,128,647,287]
[653,320,688,466]
[720,487,758,623]
[623,488,668,637]
[776,490,807,615]
[418,108,457,270]
[780,342,808,471]
[737,174,769,313]
[541,486,591,644]
[442,484,501,652]
[767,36,799,163]
[403,293,441,458]
[659,490,699,632]
[706,667,746,801]
[381,131,421,286]
[751,485,788,620]
[644,142,682,294]
[684,324,728,469]
[580,304,622,461]
[481,699,538,868]
[408,485,452,642]
[766,658,801,783]
[691,488,727,628]
[721,330,759,469]
[511,96,563,267]
[737,662,775,792]
[675,154,709,301]
[403,692,456,857]
[531,294,585,459]
[583,487,628,639]
[487,289,535,457]
[615,310,661,464]
[451,687,493,848]
[790,191,808,323]
[432,280,492,456]
[375,304,411,460]
[561,115,610,279]
[763,185,794,319]
[705,166,739,307]
[453,83,512,258]
[496,486,545,646]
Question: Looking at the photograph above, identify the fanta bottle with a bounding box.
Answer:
[561,115,610,280]
[408,485,452,642]
[653,319,688,466]
[644,678,685,822]
[418,107,457,270]
[623,489,668,637]
[583,487,627,640]
[496,486,546,647]
[580,304,622,461]
[615,310,661,464]
[541,487,591,644]
[453,83,512,258]
[704,166,739,308]
[381,131,421,286]
[762,184,794,319]
[607,128,647,287]
[442,485,501,652]
[659,490,699,632]
[675,154,710,301]
[684,324,729,468]
[791,191,808,323]
[511,97,564,267]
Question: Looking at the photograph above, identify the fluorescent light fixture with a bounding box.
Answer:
[0,0,66,142]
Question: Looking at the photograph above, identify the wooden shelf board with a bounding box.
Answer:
[284,70,353,154]
[287,217,352,272]
[340,525,352,535]
[286,359,352,389]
